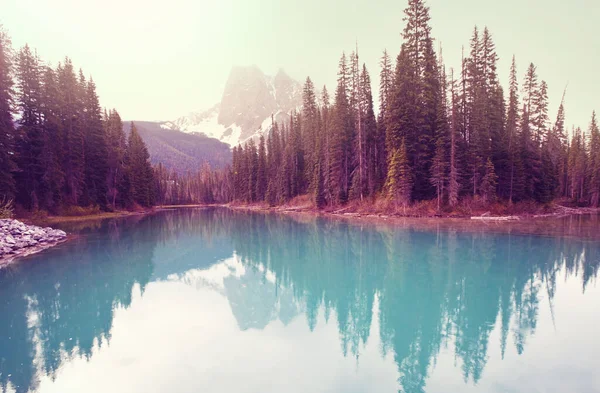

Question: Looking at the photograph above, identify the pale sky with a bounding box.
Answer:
[2,0,599,130]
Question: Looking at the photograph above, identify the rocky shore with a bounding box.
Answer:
[0,219,67,265]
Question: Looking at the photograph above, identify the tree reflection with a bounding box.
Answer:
[1,208,599,393]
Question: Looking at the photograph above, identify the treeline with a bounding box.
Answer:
[162,0,600,210]
[0,27,155,213]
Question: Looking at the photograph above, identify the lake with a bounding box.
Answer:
[1,208,599,393]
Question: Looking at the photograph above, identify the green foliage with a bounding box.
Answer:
[480,158,498,203]
[0,197,14,219]
[385,139,412,210]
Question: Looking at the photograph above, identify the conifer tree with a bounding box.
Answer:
[302,77,318,194]
[506,56,520,203]
[480,158,498,203]
[448,69,460,207]
[58,58,85,205]
[82,78,108,208]
[126,122,155,207]
[105,109,128,208]
[0,26,16,199]
[14,44,44,209]
[329,53,353,204]
[588,112,600,206]
[39,66,65,211]
[256,135,267,201]
[385,138,412,213]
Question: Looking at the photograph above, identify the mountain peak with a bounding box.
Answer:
[162,65,302,147]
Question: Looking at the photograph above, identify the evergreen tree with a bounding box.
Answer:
[58,58,85,205]
[480,158,498,203]
[39,66,64,211]
[0,26,16,199]
[588,112,600,206]
[506,56,521,203]
[385,138,412,212]
[329,53,353,204]
[448,69,460,207]
[126,122,155,207]
[14,44,44,209]
[256,135,267,201]
[82,78,108,208]
[302,77,319,194]
[105,109,128,208]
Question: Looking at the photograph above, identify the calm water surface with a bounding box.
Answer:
[1,208,599,393]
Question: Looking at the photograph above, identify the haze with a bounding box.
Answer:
[3,0,598,129]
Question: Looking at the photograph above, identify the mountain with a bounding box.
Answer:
[160,66,303,146]
[124,121,231,174]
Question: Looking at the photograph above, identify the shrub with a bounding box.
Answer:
[0,198,14,219]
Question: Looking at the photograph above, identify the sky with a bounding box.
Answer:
[2,0,599,130]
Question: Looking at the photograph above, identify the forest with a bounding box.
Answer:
[2,0,599,216]
[155,0,600,213]
[0,27,155,215]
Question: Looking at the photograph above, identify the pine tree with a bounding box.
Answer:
[14,44,44,209]
[126,122,155,207]
[329,53,353,204]
[39,66,64,211]
[360,64,378,195]
[385,138,412,213]
[256,135,267,201]
[0,26,16,199]
[105,109,128,208]
[82,78,108,208]
[506,56,521,203]
[480,158,498,203]
[302,77,318,194]
[58,58,85,205]
[588,112,600,206]
[448,69,460,207]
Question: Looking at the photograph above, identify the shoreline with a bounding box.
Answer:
[1,209,154,268]
[202,202,600,240]
[0,219,71,269]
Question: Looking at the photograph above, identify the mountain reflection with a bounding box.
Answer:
[0,208,598,393]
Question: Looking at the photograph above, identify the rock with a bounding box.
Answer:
[0,219,69,264]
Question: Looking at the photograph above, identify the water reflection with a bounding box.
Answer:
[0,208,599,393]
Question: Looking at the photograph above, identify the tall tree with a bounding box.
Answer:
[82,78,108,208]
[506,56,521,203]
[256,134,267,201]
[386,138,412,213]
[126,122,155,207]
[57,58,85,205]
[0,26,16,199]
[14,44,44,209]
[588,112,600,206]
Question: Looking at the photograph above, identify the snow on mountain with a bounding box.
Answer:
[161,66,303,147]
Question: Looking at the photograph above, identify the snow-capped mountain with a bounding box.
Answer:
[161,65,303,147]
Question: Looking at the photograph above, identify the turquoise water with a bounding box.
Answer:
[1,208,599,393]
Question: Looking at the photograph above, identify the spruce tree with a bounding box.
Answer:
[126,122,154,207]
[0,27,16,200]
[39,66,64,211]
[58,58,85,205]
[256,135,267,201]
[82,78,109,208]
[588,112,600,206]
[448,69,460,207]
[14,44,44,209]
[385,138,412,213]
[480,158,498,203]
[506,56,520,203]
[302,77,318,194]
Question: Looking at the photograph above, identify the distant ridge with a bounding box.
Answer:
[124,121,231,174]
